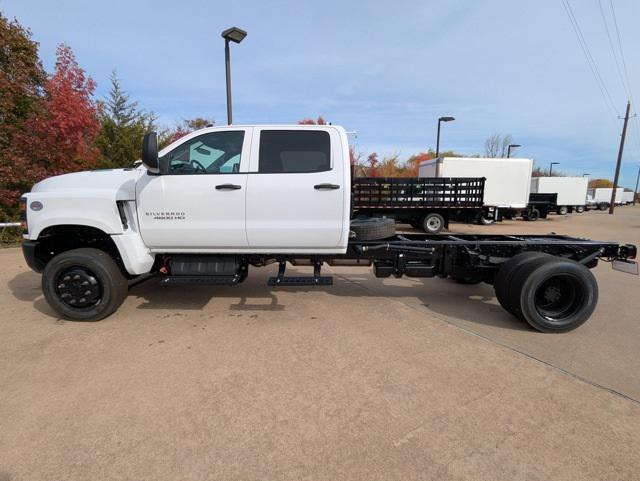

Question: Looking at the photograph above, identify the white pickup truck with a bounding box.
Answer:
[20,124,637,332]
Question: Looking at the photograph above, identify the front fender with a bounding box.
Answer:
[24,191,125,239]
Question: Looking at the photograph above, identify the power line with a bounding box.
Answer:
[598,0,629,99]
[609,0,640,160]
[561,0,619,119]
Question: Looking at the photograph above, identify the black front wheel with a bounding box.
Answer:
[42,248,129,321]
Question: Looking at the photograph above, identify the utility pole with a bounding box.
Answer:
[610,101,631,214]
[634,164,640,206]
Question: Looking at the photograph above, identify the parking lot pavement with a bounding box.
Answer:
[1,206,639,480]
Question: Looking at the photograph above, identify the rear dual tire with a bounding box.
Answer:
[494,253,598,332]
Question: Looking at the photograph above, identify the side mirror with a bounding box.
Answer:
[142,132,159,174]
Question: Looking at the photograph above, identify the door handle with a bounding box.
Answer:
[314,183,340,190]
[215,184,242,190]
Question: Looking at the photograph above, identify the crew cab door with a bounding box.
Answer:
[136,128,251,250]
[245,128,345,249]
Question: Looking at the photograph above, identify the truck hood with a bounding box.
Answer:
[31,168,145,200]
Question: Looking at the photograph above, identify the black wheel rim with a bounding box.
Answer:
[534,274,584,322]
[55,266,103,309]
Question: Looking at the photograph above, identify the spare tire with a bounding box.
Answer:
[350,217,396,240]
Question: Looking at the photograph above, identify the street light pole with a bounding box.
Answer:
[549,162,559,176]
[435,116,454,158]
[224,39,232,125]
[507,144,521,158]
[221,27,247,126]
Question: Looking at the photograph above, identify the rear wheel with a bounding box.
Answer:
[557,205,569,215]
[598,203,608,211]
[42,248,128,321]
[494,252,550,315]
[421,213,445,233]
[508,257,598,333]
[477,213,495,225]
[526,209,540,221]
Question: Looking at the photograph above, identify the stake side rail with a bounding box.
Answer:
[352,177,486,209]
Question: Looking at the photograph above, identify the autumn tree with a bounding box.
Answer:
[96,71,155,168]
[158,117,216,149]
[0,13,47,211]
[298,116,328,125]
[588,178,613,188]
[0,13,46,150]
[1,43,101,212]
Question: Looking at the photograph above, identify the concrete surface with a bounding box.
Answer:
[1,206,639,480]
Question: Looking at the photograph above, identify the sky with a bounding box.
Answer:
[2,0,640,189]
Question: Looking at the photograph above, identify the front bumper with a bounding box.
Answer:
[22,240,45,273]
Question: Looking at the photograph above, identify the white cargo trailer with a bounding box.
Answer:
[530,176,589,214]
[589,187,624,205]
[622,191,635,204]
[418,157,533,215]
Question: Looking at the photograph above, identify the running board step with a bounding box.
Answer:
[268,259,332,286]
[160,275,240,285]
[268,276,333,286]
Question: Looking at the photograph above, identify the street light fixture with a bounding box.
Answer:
[435,116,455,158]
[506,144,521,158]
[221,27,247,125]
[582,173,590,177]
[549,161,560,176]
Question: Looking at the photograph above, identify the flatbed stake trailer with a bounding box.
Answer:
[19,124,638,333]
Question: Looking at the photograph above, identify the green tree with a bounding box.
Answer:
[0,12,46,151]
[96,71,155,168]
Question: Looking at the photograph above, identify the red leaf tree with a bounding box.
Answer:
[1,44,100,210]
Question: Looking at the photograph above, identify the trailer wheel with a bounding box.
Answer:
[557,205,569,215]
[476,213,495,225]
[509,257,598,333]
[526,209,540,221]
[350,217,396,240]
[575,205,585,213]
[421,213,445,233]
[42,248,128,322]
[494,252,550,315]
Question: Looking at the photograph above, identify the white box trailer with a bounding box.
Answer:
[588,187,624,204]
[418,157,533,210]
[530,176,589,214]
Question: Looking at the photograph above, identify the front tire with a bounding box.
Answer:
[557,205,569,215]
[575,205,585,213]
[42,248,128,321]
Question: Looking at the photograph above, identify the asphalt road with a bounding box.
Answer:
[1,206,639,480]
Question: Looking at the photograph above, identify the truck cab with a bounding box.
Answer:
[22,124,352,273]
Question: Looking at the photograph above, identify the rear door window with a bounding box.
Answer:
[258,130,330,173]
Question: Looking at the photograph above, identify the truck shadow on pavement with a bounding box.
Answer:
[125,268,530,332]
[8,268,530,332]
